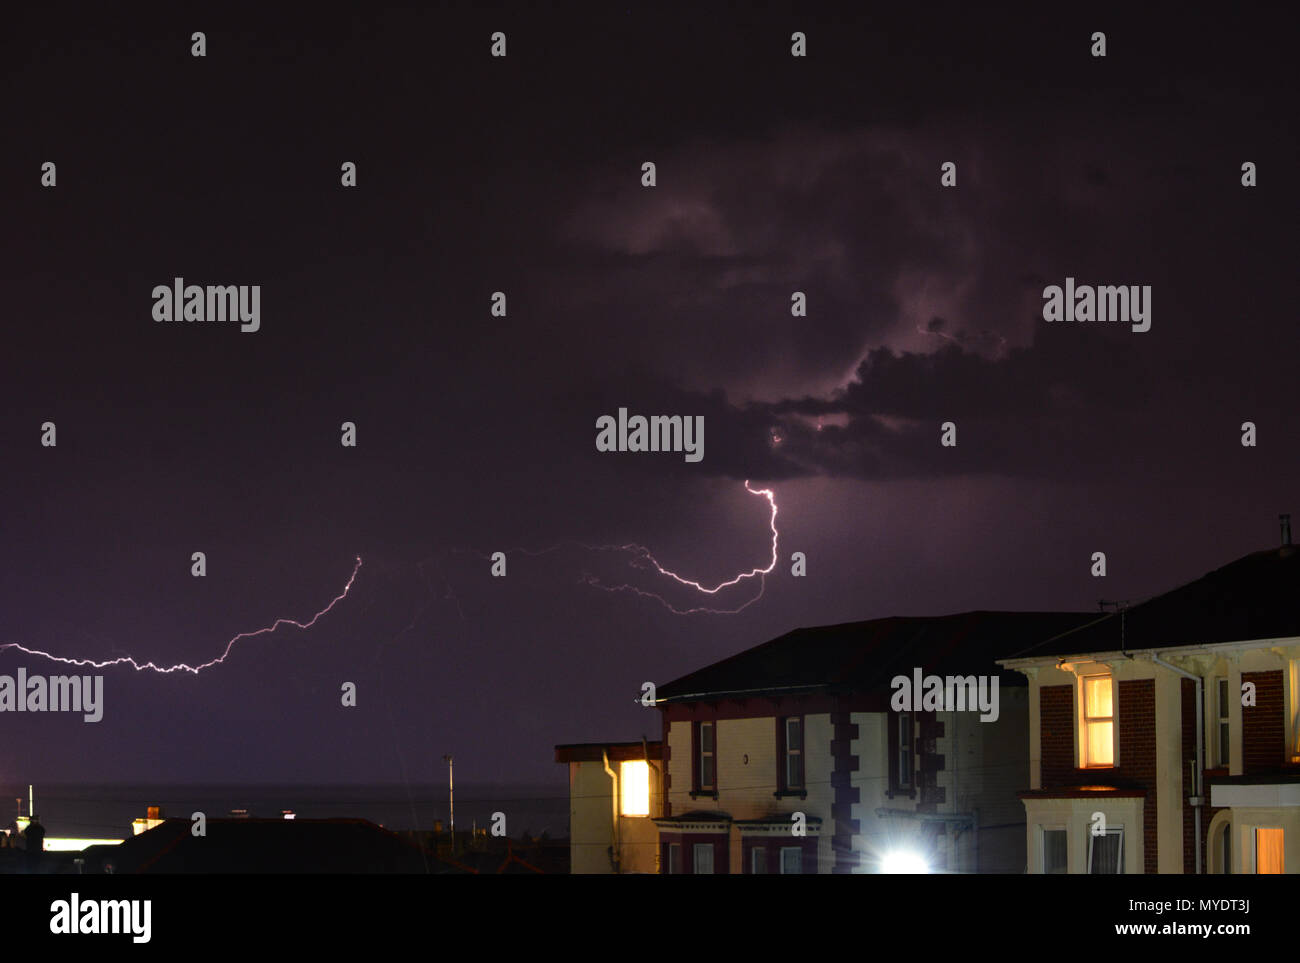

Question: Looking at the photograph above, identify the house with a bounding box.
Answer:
[554,741,664,874]
[998,529,1300,874]
[558,610,1092,873]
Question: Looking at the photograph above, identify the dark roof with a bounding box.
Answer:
[90,818,460,874]
[554,741,664,763]
[1005,546,1300,660]
[657,610,1094,703]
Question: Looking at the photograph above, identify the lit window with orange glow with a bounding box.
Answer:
[1255,828,1284,874]
[620,760,650,817]
[1083,675,1114,767]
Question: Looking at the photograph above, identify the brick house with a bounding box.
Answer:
[999,537,1300,874]
[559,610,1091,873]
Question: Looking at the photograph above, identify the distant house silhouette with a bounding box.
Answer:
[81,818,460,874]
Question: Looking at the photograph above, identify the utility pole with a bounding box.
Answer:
[443,754,454,853]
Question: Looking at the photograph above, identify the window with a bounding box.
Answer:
[751,847,767,875]
[780,847,803,874]
[1216,678,1230,768]
[693,842,714,874]
[1042,828,1068,874]
[689,721,718,795]
[897,713,913,790]
[1255,828,1283,874]
[783,716,804,789]
[666,843,680,874]
[1088,828,1123,874]
[619,760,650,817]
[1082,675,1114,767]
[696,721,716,793]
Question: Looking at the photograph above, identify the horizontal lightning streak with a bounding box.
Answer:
[0,557,363,674]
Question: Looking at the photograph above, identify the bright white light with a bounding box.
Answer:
[880,850,928,874]
[620,760,650,816]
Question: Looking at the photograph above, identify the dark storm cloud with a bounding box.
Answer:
[546,98,1296,487]
[598,329,1155,483]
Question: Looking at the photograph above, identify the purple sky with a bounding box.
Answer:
[1,4,1296,800]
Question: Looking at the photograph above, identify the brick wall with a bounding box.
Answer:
[1242,670,1284,773]
[1115,679,1158,874]
[1040,685,1074,786]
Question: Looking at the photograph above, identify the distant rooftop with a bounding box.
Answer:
[89,818,454,874]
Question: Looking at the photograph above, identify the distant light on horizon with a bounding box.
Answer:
[43,837,124,852]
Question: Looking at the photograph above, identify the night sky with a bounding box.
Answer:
[1,3,1296,798]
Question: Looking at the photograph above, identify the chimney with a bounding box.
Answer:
[1282,514,1292,551]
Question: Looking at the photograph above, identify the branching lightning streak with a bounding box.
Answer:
[580,480,778,614]
[432,481,779,616]
[0,557,363,674]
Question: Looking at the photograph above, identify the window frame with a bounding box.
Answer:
[1080,673,1116,769]
[692,720,717,796]
[693,842,714,875]
[1086,826,1124,874]
[777,714,805,793]
[1215,677,1231,769]
[893,711,914,792]
[1041,826,1068,874]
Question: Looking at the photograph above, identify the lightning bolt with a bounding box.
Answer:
[580,480,778,614]
[434,480,780,616]
[0,556,362,674]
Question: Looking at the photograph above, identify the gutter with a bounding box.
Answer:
[657,683,828,704]
[602,750,620,874]
[1000,634,1300,670]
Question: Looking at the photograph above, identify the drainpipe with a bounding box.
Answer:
[1151,654,1203,874]
[602,750,621,873]
[642,737,658,872]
